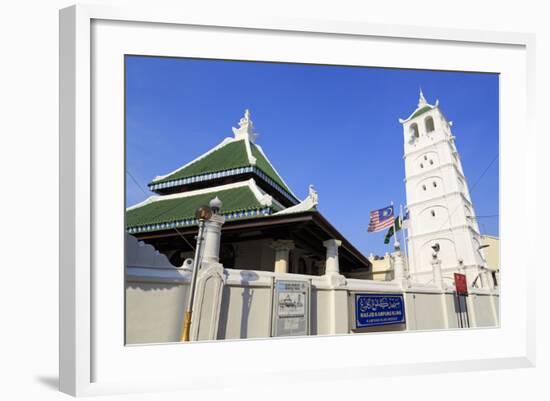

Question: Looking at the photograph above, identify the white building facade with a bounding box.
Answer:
[400,91,488,287]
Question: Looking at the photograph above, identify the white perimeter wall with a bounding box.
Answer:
[126,268,499,344]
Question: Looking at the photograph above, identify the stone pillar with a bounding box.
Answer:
[431,256,443,289]
[323,239,342,274]
[271,240,295,273]
[392,242,406,285]
[201,214,226,264]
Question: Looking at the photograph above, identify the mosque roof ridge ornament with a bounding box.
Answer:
[399,89,439,124]
[232,108,259,143]
[273,184,319,216]
[418,87,427,108]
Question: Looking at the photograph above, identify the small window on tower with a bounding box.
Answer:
[433,181,437,188]
[411,123,420,139]
[422,185,427,191]
[431,210,436,217]
[430,159,434,165]
[425,116,435,133]
[420,163,424,168]
[424,155,428,160]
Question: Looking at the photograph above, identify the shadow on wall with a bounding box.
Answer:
[216,270,260,339]
[240,271,258,339]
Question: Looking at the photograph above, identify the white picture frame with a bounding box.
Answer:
[59,4,536,397]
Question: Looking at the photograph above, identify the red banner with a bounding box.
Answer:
[454,273,468,295]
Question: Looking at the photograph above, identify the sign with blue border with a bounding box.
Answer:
[355,293,406,328]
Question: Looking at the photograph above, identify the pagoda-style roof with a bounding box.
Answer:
[126,109,369,273]
[127,180,285,234]
[148,110,299,206]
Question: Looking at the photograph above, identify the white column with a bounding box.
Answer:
[323,239,342,274]
[431,256,444,289]
[202,214,226,264]
[392,247,406,283]
[271,240,295,273]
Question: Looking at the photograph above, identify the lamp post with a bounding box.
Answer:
[181,204,213,342]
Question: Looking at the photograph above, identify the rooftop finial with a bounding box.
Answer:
[308,184,319,206]
[232,108,258,143]
[418,87,427,108]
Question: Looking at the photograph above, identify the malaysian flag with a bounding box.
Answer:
[368,205,395,232]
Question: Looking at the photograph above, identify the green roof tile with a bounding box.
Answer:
[126,186,276,230]
[152,141,250,184]
[150,139,295,199]
[410,106,431,119]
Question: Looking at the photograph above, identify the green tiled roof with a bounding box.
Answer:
[150,139,293,196]
[410,106,431,119]
[152,141,250,184]
[126,186,281,231]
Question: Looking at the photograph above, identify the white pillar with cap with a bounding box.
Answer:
[392,240,407,286]
[202,197,225,264]
[323,239,342,275]
[270,240,295,273]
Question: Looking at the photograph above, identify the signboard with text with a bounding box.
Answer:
[454,273,468,295]
[272,280,310,337]
[354,293,406,328]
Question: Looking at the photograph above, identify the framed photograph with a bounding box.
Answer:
[59,4,535,396]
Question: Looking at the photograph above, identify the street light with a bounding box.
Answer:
[181,204,213,342]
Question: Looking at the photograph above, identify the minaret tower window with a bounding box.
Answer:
[425,116,435,133]
[411,123,419,139]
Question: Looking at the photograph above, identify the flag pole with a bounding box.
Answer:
[391,201,398,248]
[400,204,409,273]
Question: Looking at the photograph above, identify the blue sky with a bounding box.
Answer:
[126,56,499,256]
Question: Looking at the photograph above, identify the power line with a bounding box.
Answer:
[126,170,149,198]
[436,153,499,233]
[127,169,197,251]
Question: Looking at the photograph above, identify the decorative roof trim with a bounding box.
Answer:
[148,164,253,191]
[147,164,300,204]
[232,109,259,143]
[243,137,257,166]
[127,206,274,234]
[274,185,318,216]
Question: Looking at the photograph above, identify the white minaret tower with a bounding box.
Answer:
[399,90,488,287]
